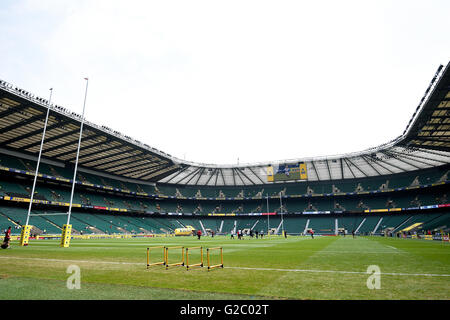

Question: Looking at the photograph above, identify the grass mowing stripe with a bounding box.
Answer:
[0,256,143,266]
[226,266,450,277]
[4,256,448,277]
[2,236,449,299]
[0,276,275,300]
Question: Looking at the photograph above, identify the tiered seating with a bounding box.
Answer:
[378,215,410,231]
[223,219,237,233]
[136,184,157,195]
[134,216,166,234]
[306,182,332,194]
[0,181,30,197]
[307,216,335,234]
[0,211,14,232]
[338,216,366,232]
[0,206,61,233]
[334,198,360,211]
[286,184,308,196]
[0,207,28,226]
[234,218,252,231]
[71,213,116,234]
[356,216,383,234]
[0,153,28,170]
[283,216,308,234]
[29,210,89,234]
[199,219,219,232]
[419,213,450,231]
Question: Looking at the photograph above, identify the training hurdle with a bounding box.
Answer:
[207,247,223,271]
[185,246,203,270]
[146,246,166,268]
[165,246,185,269]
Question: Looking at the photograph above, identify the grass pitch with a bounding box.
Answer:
[0,235,449,300]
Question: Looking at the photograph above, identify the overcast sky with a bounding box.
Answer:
[1,0,449,165]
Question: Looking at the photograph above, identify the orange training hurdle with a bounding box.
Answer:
[207,247,223,271]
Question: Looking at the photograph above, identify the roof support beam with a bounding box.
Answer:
[367,156,395,174]
[56,139,110,159]
[411,137,450,143]
[174,167,202,185]
[0,118,71,147]
[231,168,237,186]
[382,150,421,170]
[124,167,161,180]
[214,169,220,186]
[378,152,408,172]
[311,161,320,181]
[361,155,382,176]
[409,144,449,153]
[128,163,172,179]
[0,113,46,134]
[81,151,142,167]
[144,165,180,181]
[414,147,450,158]
[342,158,356,179]
[204,168,217,186]
[220,168,226,186]
[42,131,101,154]
[163,166,189,184]
[346,157,368,177]
[248,167,265,184]
[95,155,156,171]
[233,168,246,185]
[106,161,158,175]
[325,160,332,180]
[193,167,205,186]
[236,168,256,185]
[108,159,161,175]
[389,149,449,166]
[0,103,33,119]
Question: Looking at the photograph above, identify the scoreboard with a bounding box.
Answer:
[267,162,307,182]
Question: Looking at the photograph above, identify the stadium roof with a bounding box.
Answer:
[1,62,449,186]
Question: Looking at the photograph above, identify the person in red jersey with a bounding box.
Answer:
[1,226,11,249]
[197,229,202,240]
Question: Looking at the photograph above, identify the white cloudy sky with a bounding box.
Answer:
[0,0,449,165]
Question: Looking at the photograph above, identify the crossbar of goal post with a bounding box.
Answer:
[165,246,185,269]
[146,246,166,268]
[185,246,203,270]
[207,247,223,271]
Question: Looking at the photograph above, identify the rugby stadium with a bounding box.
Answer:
[0,62,449,301]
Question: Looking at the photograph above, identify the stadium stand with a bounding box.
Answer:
[0,62,449,238]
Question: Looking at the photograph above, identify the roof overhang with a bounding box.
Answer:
[1,61,449,186]
[0,81,182,182]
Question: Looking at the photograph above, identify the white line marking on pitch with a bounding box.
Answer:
[386,245,397,250]
[0,256,141,266]
[226,266,450,277]
[1,256,449,277]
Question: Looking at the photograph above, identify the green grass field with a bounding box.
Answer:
[0,235,449,300]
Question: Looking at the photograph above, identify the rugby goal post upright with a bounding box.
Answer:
[20,88,53,246]
[185,246,203,270]
[62,78,89,248]
[207,247,223,271]
[165,246,185,269]
[146,246,166,268]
